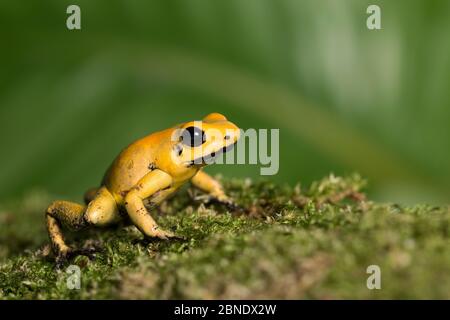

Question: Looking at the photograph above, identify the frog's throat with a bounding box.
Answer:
[186,141,237,167]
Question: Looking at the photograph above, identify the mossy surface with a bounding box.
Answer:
[1,175,449,299]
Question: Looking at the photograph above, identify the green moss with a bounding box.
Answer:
[1,174,449,299]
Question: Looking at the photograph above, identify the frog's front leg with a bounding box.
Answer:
[124,169,176,239]
[191,170,237,209]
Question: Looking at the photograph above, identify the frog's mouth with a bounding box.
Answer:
[187,142,237,167]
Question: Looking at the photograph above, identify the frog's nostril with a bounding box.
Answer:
[174,144,183,156]
[224,135,231,140]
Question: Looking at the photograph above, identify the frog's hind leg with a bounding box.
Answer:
[84,186,121,226]
[84,187,99,204]
[45,201,88,263]
[46,186,120,265]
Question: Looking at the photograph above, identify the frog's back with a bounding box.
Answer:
[102,130,167,197]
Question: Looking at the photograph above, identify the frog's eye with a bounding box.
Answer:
[181,126,206,147]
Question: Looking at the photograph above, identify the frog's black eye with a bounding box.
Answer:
[181,126,206,147]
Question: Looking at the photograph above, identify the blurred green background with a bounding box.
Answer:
[0,0,449,204]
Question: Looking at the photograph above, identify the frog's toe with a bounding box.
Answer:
[54,245,102,268]
[55,250,71,269]
[55,257,67,270]
[154,229,175,240]
[223,201,246,213]
[73,246,102,260]
[164,233,187,241]
[202,196,245,214]
[149,227,185,241]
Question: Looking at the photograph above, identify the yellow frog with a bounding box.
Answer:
[45,113,240,266]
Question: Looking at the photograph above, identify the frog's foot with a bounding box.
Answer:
[150,226,186,240]
[219,198,245,212]
[138,226,186,243]
[193,193,245,213]
[55,247,73,270]
[73,243,103,260]
[54,245,103,269]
